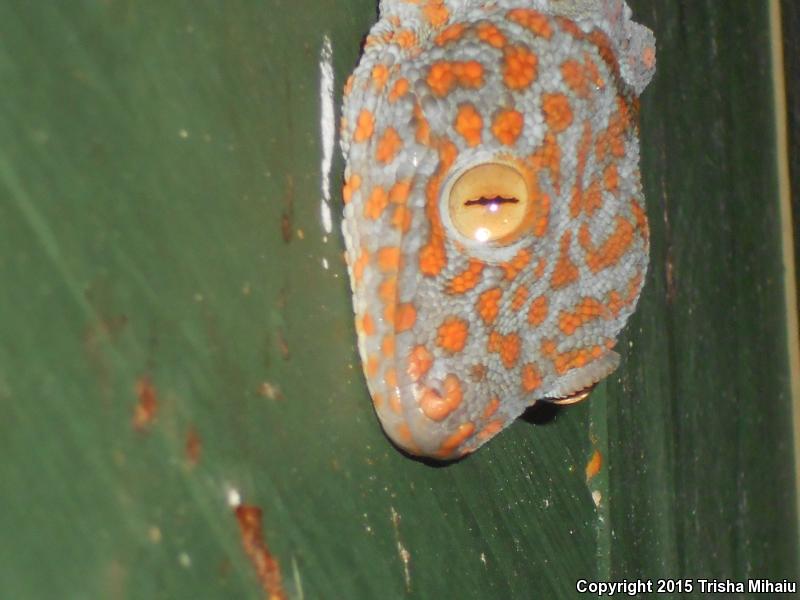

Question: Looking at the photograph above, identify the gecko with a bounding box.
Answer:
[340,0,655,460]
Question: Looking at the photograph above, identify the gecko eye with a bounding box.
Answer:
[448,162,532,244]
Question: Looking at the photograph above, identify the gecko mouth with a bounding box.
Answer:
[549,383,597,405]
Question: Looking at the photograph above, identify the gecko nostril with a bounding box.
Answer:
[447,162,532,244]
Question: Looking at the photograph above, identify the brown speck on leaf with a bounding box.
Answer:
[258,382,283,400]
[234,505,287,600]
[276,330,290,360]
[132,376,158,431]
[585,448,603,481]
[280,212,292,243]
[185,427,202,466]
[281,174,295,243]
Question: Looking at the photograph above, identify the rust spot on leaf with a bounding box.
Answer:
[235,505,287,600]
[132,376,158,431]
[185,427,202,467]
[585,448,603,480]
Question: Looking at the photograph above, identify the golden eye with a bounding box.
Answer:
[447,162,532,244]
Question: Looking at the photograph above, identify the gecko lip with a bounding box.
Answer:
[549,384,597,405]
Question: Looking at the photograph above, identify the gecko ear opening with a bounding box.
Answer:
[447,162,533,244]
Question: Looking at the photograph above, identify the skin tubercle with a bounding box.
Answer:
[342,1,654,459]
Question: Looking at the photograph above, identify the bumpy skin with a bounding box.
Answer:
[340,0,655,459]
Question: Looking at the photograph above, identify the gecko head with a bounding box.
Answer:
[344,8,651,460]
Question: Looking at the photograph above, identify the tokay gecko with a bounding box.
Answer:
[340,0,655,459]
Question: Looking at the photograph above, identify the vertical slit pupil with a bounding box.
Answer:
[464,196,520,207]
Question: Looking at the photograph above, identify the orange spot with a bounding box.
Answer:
[482,397,500,419]
[423,1,450,27]
[511,287,528,310]
[521,363,542,392]
[365,355,380,377]
[630,197,649,243]
[447,259,484,294]
[527,295,549,326]
[342,173,361,205]
[535,257,547,278]
[588,30,619,77]
[353,109,374,142]
[477,288,503,325]
[388,77,410,103]
[561,59,587,97]
[389,179,412,204]
[363,186,388,220]
[234,505,287,600]
[477,419,504,441]
[556,15,583,38]
[488,330,502,353]
[352,247,369,283]
[437,422,475,457]
[579,217,635,273]
[531,132,562,193]
[435,22,466,46]
[382,335,395,358]
[426,60,484,97]
[610,271,644,316]
[558,297,609,335]
[371,392,384,409]
[377,246,401,272]
[371,63,390,90]
[133,376,158,431]
[586,449,603,480]
[545,343,605,375]
[584,178,603,215]
[396,423,413,444]
[454,103,483,147]
[501,248,532,280]
[498,333,521,369]
[503,45,538,90]
[436,317,469,353]
[378,276,396,303]
[511,286,529,310]
[375,127,403,164]
[391,205,412,232]
[476,22,506,48]
[550,231,579,289]
[395,303,417,332]
[407,345,433,381]
[420,374,463,421]
[359,312,376,336]
[506,8,552,38]
[608,290,624,317]
[413,101,431,145]
[491,108,524,146]
[604,163,619,194]
[384,367,397,388]
[389,388,403,415]
[420,140,458,276]
[542,93,573,133]
[394,29,418,49]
